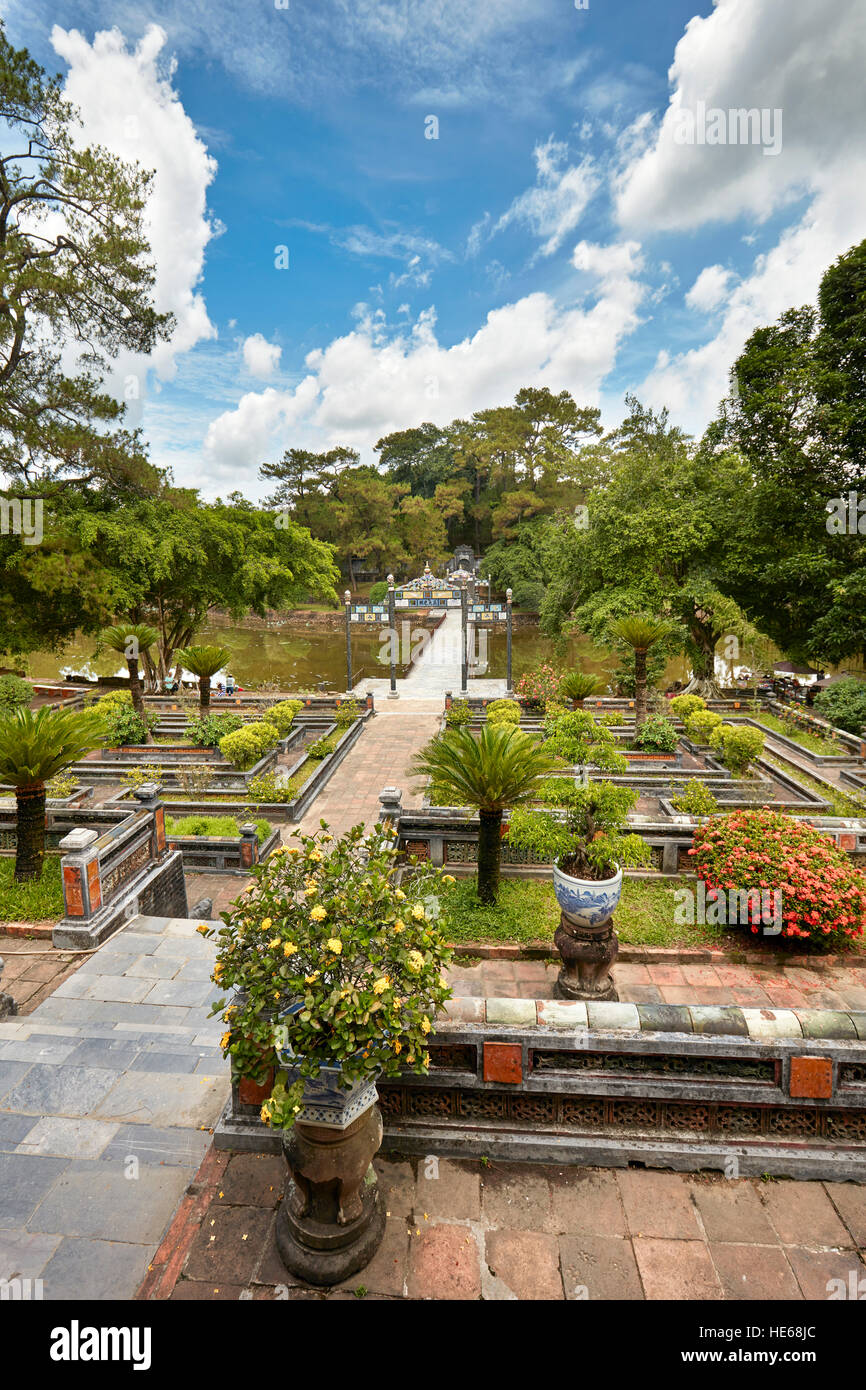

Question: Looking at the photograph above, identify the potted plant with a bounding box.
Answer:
[508,708,652,998]
[201,821,453,1284]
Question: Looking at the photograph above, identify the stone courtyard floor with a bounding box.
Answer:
[138,1148,866,1301]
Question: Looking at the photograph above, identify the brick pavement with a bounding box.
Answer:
[141,1148,866,1301]
[445,956,866,1011]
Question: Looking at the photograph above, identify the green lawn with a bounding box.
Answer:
[756,711,840,757]
[437,874,727,949]
[165,814,271,843]
[763,754,866,818]
[0,855,64,921]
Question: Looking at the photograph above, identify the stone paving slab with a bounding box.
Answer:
[143,1148,866,1302]
[0,914,229,1301]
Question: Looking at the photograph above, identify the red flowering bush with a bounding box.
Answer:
[689,807,866,947]
[516,663,562,709]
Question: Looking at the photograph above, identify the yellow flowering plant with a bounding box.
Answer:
[203,820,453,1128]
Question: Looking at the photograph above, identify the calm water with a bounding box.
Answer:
[21,619,688,690]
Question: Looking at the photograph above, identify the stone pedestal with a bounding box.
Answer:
[554,911,619,1002]
[275,1105,386,1286]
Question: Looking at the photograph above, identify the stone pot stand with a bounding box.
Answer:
[274,1062,386,1286]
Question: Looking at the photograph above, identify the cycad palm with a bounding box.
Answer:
[173,646,232,711]
[411,724,556,903]
[0,707,105,881]
[102,623,158,742]
[610,616,670,733]
[560,671,603,705]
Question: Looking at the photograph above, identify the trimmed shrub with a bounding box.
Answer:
[94,688,132,708]
[265,700,304,736]
[685,709,723,743]
[632,714,678,753]
[219,721,279,770]
[670,781,719,816]
[248,771,295,803]
[368,581,389,605]
[334,698,361,727]
[516,663,562,709]
[814,678,866,735]
[0,674,33,711]
[690,807,866,945]
[709,722,764,774]
[670,694,707,720]
[486,698,521,726]
[101,703,155,747]
[186,712,244,747]
[307,732,340,759]
[445,699,471,727]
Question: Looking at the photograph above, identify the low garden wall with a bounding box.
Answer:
[165,823,281,872]
[213,998,866,1181]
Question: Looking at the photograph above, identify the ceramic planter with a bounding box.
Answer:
[553,860,623,928]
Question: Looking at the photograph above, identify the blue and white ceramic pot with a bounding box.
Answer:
[552,861,623,928]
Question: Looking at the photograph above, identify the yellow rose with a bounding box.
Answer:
[421,1016,431,1034]
[321,834,332,843]
[261,918,272,930]
[304,971,320,984]
[394,889,406,901]
[269,936,281,949]
[407,950,424,972]
[288,847,301,858]
[196,923,209,936]
[442,874,456,885]
[393,1040,401,1054]
[309,849,323,862]
[372,977,389,995]
[326,938,342,955]
[394,918,406,932]
[212,963,223,982]
[310,905,327,922]
[220,1031,231,1049]
[412,904,425,921]
[283,941,297,956]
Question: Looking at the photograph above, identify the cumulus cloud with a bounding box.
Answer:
[611,0,866,431]
[203,246,648,486]
[242,333,282,378]
[685,265,734,313]
[48,22,218,423]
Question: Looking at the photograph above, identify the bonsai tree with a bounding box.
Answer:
[173,645,232,711]
[0,707,105,881]
[559,671,603,706]
[101,623,158,741]
[609,616,671,733]
[410,723,557,904]
[509,705,652,880]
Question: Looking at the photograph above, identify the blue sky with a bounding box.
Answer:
[3,0,865,497]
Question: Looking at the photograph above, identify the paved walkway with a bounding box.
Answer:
[0,913,226,1299]
[140,1149,866,1301]
[359,611,506,700]
[446,957,866,1011]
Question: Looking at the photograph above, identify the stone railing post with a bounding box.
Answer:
[132,782,166,858]
[59,827,101,920]
[239,822,260,869]
[378,786,403,826]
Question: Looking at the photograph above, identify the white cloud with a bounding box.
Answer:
[614,0,866,231]
[685,265,734,313]
[609,0,866,432]
[242,333,282,378]
[50,24,218,393]
[203,246,647,487]
[493,137,599,259]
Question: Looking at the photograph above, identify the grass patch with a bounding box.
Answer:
[0,855,64,921]
[437,874,726,949]
[165,814,271,844]
[763,755,866,818]
[755,711,840,757]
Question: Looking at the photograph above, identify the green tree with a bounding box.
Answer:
[0,22,172,488]
[411,724,556,904]
[0,706,104,880]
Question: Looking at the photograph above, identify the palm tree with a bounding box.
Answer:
[560,671,603,706]
[411,724,556,904]
[173,645,232,711]
[0,707,105,881]
[102,623,158,743]
[610,616,670,733]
